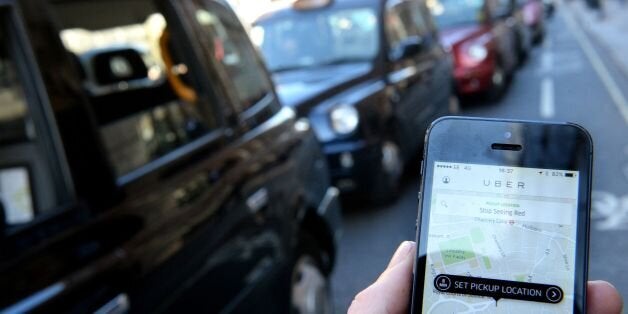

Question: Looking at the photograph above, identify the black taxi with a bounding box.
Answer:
[0,0,340,312]
[253,0,457,203]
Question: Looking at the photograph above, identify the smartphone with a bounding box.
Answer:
[411,117,592,313]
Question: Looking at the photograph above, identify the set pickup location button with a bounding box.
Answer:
[434,274,564,304]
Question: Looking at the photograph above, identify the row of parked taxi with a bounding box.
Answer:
[0,0,550,313]
[249,0,550,204]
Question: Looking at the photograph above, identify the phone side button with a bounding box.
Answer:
[420,160,424,176]
[416,192,422,231]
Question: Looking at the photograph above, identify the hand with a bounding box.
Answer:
[348,241,623,314]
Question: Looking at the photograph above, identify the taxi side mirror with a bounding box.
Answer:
[390,36,424,62]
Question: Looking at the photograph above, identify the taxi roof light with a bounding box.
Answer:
[292,0,333,10]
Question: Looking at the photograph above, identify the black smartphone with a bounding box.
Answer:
[411,117,593,313]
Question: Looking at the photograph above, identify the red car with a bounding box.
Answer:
[431,0,520,99]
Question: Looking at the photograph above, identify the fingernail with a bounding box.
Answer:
[389,241,416,268]
[399,241,415,257]
[598,280,616,289]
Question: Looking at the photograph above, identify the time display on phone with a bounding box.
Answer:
[421,162,579,313]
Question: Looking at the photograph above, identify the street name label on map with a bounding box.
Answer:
[434,274,563,304]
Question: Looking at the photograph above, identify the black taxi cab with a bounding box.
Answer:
[0,0,340,313]
[252,0,457,203]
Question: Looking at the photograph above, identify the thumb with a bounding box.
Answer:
[348,241,416,314]
[587,281,623,314]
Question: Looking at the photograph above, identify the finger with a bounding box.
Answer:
[348,242,416,314]
[587,280,623,314]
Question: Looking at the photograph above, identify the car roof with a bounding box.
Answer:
[254,0,386,24]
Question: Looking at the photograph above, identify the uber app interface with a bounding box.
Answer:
[422,162,579,313]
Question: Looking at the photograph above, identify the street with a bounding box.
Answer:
[331,5,628,312]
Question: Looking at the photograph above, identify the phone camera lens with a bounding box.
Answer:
[504,131,512,139]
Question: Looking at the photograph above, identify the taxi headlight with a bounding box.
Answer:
[330,105,359,135]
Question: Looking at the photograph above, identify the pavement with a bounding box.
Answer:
[331,6,628,313]
[567,0,628,77]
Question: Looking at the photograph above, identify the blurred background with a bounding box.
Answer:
[226,0,628,311]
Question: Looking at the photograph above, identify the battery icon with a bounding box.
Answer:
[565,173,575,178]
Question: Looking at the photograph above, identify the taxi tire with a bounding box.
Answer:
[290,233,332,314]
[370,138,402,205]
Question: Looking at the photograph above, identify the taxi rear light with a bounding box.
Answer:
[292,0,332,10]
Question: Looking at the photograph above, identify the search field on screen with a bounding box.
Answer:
[433,193,574,225]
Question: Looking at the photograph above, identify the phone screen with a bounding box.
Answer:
[421,161,579,313]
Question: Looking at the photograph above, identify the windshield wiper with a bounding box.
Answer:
[271,57,370,72]
[271,64,314,73]
[314,57,371,67]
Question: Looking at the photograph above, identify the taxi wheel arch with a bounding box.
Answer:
[299,210,336,274]
[290,229,334,314]
[370,128,403,204]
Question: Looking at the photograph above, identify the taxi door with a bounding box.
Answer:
[133,0,299,312]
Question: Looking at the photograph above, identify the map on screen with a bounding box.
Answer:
[421,162,579,313]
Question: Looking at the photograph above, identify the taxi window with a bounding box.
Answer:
[0,31,30,145]
[419,2,440,35]
[386,2,421,51]
[0,14,73,228]
[190,0,274,113]
[53,1,220,178]
[409,1,431,37]
[0,27,35,225]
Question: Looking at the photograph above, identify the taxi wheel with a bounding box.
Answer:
[371,139,402,204]
[291,236,332,314]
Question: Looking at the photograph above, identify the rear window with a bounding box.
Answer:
[193,3,273,112]
[428,0,485,28]
[253,7,379,72]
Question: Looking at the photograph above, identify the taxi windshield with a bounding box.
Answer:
[429,0,485,28]
[253,7,379,73]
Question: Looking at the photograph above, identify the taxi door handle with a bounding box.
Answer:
[94,293,130,314]
[247,188,269,214]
